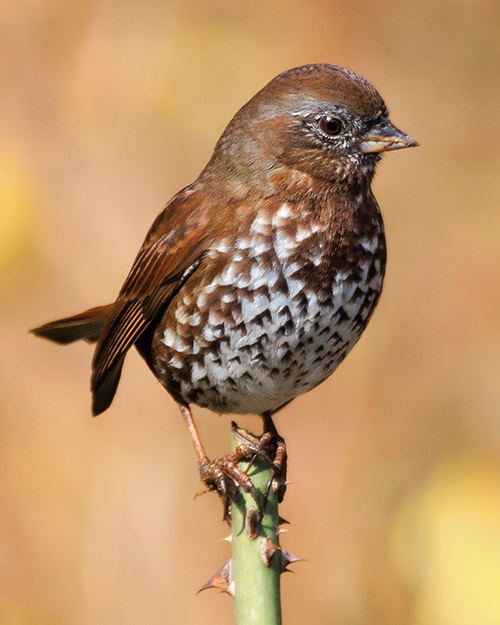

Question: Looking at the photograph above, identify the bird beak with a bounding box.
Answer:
[360,117,419,153]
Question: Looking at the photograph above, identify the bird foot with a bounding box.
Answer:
[199,444,265,522]
[198,420,287,524]
[232,420,288,505]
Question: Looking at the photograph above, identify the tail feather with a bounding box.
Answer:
[32,303,132,415]
[91,357,125,416]
[31,304,113,344]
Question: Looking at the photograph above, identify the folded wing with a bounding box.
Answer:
[91,188,211,415]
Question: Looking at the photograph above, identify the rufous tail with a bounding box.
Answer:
[31,304,113,345]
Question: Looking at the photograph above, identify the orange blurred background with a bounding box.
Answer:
[2,1,500,624]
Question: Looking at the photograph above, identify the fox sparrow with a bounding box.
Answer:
[33,64,418,514]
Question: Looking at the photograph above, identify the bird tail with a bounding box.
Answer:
[31,304,113,345]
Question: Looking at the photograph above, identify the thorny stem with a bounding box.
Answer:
[231,428,282,625]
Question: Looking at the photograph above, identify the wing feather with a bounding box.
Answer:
[90,188,211,414]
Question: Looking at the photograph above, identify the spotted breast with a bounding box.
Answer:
[150,189,385,415]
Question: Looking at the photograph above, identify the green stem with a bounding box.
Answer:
[231,430,282,625]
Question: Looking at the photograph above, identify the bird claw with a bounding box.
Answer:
[198,420,287,525]
[199,451,264,523]
[232,420,288,506]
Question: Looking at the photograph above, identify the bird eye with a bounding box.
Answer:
[318,115,342,136]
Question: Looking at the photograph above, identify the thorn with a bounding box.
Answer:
[284,480,294,486]
[260,536,280,567]
[280,549,302,573]
[221,534,232,543]
[276,527,289,535]
[198,559,233,596]
[278,516,290,526]
[245,507,260,540]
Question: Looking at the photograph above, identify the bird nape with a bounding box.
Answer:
[32,63,418,521]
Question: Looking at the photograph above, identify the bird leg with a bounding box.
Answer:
[178,404,288,523]
[179,402,270,522]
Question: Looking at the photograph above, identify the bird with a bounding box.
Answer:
[32,63,418,515]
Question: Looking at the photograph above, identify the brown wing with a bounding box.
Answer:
[91,187,211,415]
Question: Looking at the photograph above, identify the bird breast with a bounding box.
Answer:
[155,202,385,414]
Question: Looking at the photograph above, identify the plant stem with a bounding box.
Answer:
[231,429,282,625]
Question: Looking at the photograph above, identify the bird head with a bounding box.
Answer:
[206,64,418,193]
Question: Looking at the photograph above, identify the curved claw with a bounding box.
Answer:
[194,417,288,526]
[262,430,287,508]
[232,418,288,511]
[200,452,264,522]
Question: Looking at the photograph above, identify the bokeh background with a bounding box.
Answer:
[2,1,500,624]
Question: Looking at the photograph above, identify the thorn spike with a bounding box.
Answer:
[280,549,302,572]
[260,537,280,567]
[198,559,233,596]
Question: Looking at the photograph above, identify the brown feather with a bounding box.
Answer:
[90,186,212,414]
[31,304,112,344]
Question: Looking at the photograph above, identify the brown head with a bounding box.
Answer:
[203,63,418,193]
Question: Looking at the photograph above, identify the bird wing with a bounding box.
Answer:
[91,187,211,415]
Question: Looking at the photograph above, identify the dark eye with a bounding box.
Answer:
[319,115,342,136]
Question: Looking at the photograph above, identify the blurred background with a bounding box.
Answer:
[1,1,500,623]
